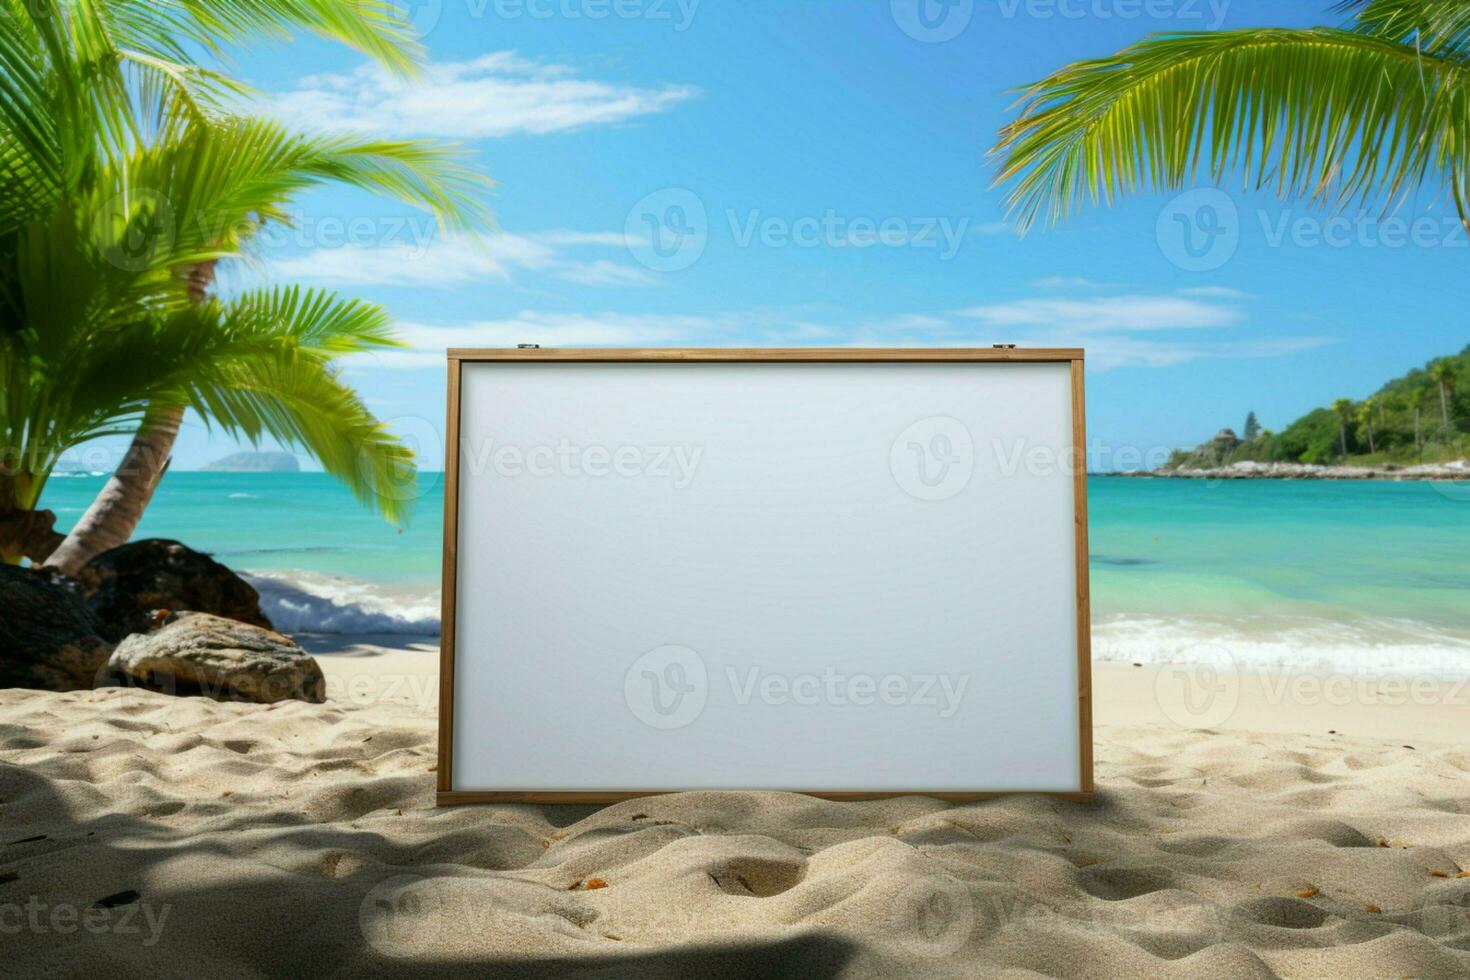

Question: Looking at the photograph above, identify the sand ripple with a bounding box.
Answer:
[2,688,1469,978]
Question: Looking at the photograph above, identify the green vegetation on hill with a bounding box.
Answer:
[1167,346,1470,469]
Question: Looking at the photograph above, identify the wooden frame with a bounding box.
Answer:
[437,348,1093,805]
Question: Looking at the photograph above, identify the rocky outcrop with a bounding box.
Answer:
[201,451,300,473]
[1136,459,1470,481]
[0,564,114,691]
[103,612,325,703]
[81,539,271,641]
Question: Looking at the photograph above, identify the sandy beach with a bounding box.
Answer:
[1,638,1467,978]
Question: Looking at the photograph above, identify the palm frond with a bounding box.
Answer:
[101,0,423,75]
[93,116,490,269]
[993,28,1470,231]
[189,357,418,526]
[1,282,416,523]
[1346,0,1470,57]
[174,289,416,525]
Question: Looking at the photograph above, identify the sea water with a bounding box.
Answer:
[38,473,1470,674]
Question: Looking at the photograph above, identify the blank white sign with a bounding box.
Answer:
[447,356,1087,797]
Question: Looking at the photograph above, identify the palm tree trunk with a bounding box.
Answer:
[1414,406,1422,459]
[1440,383,1452,438]
[1366,424,1375,455]
[1338,422,1347,457]
[42,261,216,577]
[42,406,183,576]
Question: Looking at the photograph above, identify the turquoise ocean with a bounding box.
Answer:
[38,473,1470,675]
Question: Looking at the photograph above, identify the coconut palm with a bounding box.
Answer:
[1332,398,1354,457]
[1409,387,1427,454]
[992,1,1470,233]
[1429,360,1457,439]
[1357,398,1378,454]
[0,1,489,569]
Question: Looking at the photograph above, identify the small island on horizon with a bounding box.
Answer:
[1115,347,1469,481]
[200,451,301,474]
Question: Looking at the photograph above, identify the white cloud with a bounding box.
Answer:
[953,332,1334,371]
[268,52,699,137]
[361,297,1328,373]
[268,230,655,289]
[1031,276,1102,289]
[953,294,1242,332]
[554,260,659,287]
[363,312,726,368]
[1178,286,1252,299]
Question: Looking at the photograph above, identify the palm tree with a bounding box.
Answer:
[1429,360,1457,440]
[1409,387,1427,456]
[1333,398,1354,457]
[1357,398,1378,454]
[0,1,489,569]
[992,1,1470,234]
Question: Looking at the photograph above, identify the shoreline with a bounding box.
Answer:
[1099,460,1470,481]
[301,636,1470,744]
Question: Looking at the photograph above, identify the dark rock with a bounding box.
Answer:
[0,564,114,691]
[82,539,271,641]
[104,611,325,703]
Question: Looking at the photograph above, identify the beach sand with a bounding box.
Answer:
[3,639,1470,978]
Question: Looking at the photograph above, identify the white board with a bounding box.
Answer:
[443,352,1090,800]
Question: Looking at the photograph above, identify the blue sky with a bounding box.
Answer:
[117,0,1470,472]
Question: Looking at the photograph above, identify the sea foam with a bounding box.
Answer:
[1095,614,1470,678]
[243,571,440,635]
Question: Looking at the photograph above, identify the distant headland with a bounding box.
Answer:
[1126,347,1468,480]
[200,451,301,473]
